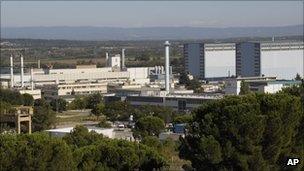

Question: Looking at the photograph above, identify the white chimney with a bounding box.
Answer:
[10,55,14,88]
[105,52,109,67]
[164,41,170,93]
[122,49,125,69]
[30,67,34,90]
[20,55,24,88]
[38,60,41,69]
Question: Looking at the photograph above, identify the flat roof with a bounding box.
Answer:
[45,126,113,133]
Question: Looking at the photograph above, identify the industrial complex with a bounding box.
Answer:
[0,40,303,111]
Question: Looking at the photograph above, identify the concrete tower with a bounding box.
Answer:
[37,60,41,69]
[164,41,170,93]
[105,52,109,67]
[20,55,24,88]
[121,49,125,69]
[30,67,34,90]
[10,55,14,88]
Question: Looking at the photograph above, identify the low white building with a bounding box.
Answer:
[18,89,42,99]
[123,93,222,111]
[42,81,108,102]
[224,76,301,95]
[46,127,115,138]
[109,54,121,68]
[46,126,134,141]
[127,67,150,85]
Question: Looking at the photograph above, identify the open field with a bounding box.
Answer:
[55,110,99,128]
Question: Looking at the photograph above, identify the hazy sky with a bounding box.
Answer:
[1,1,303,28]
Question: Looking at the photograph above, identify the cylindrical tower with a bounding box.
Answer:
[105,52,109,67]
[20,55,24,88]
[164,41,170,93]
[10,55,14,88]
[30,67,34,90]
[122,49,125,69]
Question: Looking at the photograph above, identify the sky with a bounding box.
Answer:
[1,1,303,28]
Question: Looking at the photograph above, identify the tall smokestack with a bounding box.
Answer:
[38,60,41,69]
[10,55,14,88]
[105,52,109,67]
[122,49,125,69]
[20,55,24,88]
[30,67,34,90]
[164,41,170,93]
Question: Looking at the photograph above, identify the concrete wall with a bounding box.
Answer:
[205,50,235,78]
[204,49,303,79]
[261,50,304,79]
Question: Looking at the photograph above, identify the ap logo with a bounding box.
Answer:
[287,158,300,166]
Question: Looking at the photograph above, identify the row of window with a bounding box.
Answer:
[59,85,105,89]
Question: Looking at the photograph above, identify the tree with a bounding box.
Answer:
[50,98,67,112]
[137,105,174,123]
[0,133,75,171]
[239,80,250,95]
[91,103,105,118]
[179,72,190,85]
[0,88,23,105]
[22,93,34,106]
[32,99,56,131]
[0,101,16,133]
[97,118,112,128]
[86,93,103,109]
[179,72,202,92]
[63,125,103,148]
[173,114,193,124]
[141,136,163,150]
[134,116,165,138]
[187,79,203,93]
[103,101,136,121]
[69,96,87,110]
[295,73,302,81]
[179,93,303,170]
[63,126,167,170]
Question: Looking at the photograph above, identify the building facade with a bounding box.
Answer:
[236,42,261,77]
[42,81,108,102]
[184,43,205,79]
[224,76,301,95]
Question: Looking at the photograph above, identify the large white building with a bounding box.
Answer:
[203,41,304,79]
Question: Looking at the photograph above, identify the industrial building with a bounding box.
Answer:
[224,76,301,95]
[236,42,261,77]
[104,41,223,111]
[42,81,108,102]
[187,41,303,79]
[184,43,205,79]
[0,50,171,102]
[125,94,221,111]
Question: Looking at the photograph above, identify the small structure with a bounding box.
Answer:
[46,127,114,138]
[46,126,134,141]
[0,106,33,134]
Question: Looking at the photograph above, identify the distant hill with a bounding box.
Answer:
[1,25,303,40]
